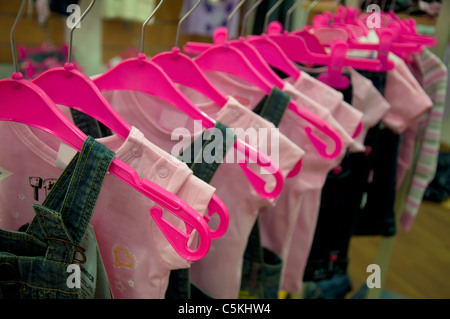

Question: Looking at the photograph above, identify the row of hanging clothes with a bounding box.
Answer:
[0,0,447,300]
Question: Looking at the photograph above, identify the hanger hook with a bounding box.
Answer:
[10,0,27,74]
[285,0,302,32]
[175,0,202,49]
[264,0,284,33]
[227,0,246,42]
[391,0,397,11]
[141,0,165,54]
[68,0,96,64]
[303,0,318,27]
[241,0,263,37]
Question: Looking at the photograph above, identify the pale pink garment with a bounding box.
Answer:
[383,58,433,134]
[100,90,305,299]
[286,58,432,294]
[0,121,216,299]
[214,67,389,294]
[180,70,358,296]
[290,68,391,153]
[281,69,393,294]
[345,68,391,152]
[286,71,365,151]
[275,83,354,294]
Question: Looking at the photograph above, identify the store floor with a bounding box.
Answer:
[347,198,450,299]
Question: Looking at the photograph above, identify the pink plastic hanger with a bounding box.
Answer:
[246,0,302,80]
[32,1,131,140]
[306,4,423,64]
[184,3,289,90]
[192,1,343,160]
[151,0,228,108]
[266,21,384,71]
[192,1,306,176]
[93,1,285,201]
[30,0,228,241]
[150,0,230,238]
[380,1,437,47]
[317,39,350,90]
[183,1,300,83]
[1,0,212,261]
[151,1,303,181]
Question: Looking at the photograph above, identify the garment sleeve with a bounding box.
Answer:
[383,58,433,134]
[400,50,448,231]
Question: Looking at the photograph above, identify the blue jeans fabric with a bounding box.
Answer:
[0,136,115,299]
[239,220,283,299]
[239,87,290,299]
[165,122,236,299]
[70,109,113,139]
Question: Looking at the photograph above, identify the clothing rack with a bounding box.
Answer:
[341,0,449,300]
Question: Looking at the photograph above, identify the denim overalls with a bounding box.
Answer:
[0,137,115,299]
[165,121,237,299]
[239,87,291,299]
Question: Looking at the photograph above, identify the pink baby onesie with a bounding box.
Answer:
[0,121,216,299]
[285,71,365,150]
[100,89,305,299]
[288,69,391,153]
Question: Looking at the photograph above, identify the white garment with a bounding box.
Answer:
[35,0,50,26]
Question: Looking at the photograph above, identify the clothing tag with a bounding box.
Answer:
[231,91,254,108]
[78,225,99,299]
[159,107,189,132]
[0,167,13,182]
[56,143,78,170]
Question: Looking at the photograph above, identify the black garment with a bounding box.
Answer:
[70,109,113,139]
[352,70,398,237]
[424,152,450,203]
[49,0,80,15]
[303,76,354,287]
[252,0,295,35]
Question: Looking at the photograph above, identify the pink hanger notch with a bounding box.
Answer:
[317,39,350,90]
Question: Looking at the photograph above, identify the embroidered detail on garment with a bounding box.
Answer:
[113,245,137,269]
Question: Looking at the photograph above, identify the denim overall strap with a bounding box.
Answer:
[70,109,113,139]
[253,86,291,128]
[26,136,115,264]
[0,137,115,298]
[182,121,237,183]
[166,122,236,299]
[239,86,290,299]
